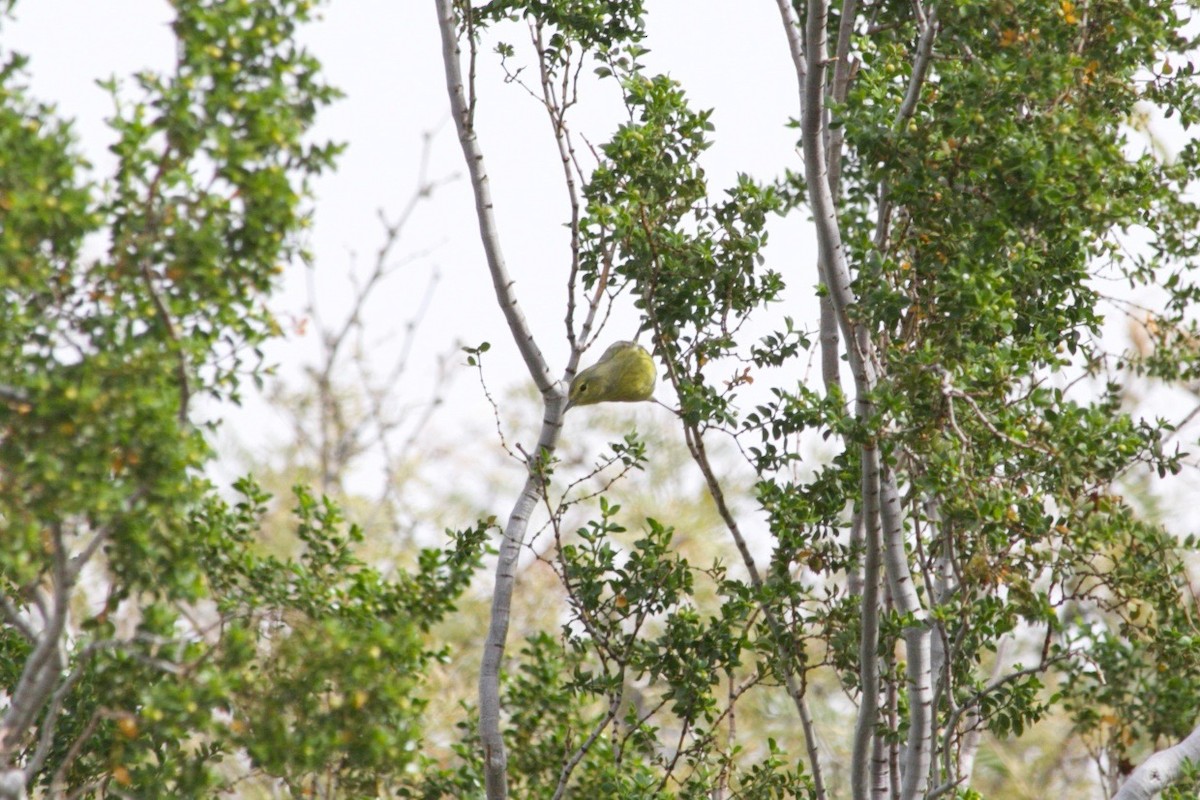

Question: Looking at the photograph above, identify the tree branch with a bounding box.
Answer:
[550,692,623,800]
[852,441,883,800]
[435,2,568,797]
[0,596,36,643]
[1113,722,1200,800]
[773,0,808,94]
[679,418,828,799]
[436,0,560,401]
[879,463,932,800]
[775,0,846,394]
[895,5,938,129]
[795,1,937,797]
[27,641,108,778]
[0,524,71,763]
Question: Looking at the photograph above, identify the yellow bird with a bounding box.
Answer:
[565,341,656,411]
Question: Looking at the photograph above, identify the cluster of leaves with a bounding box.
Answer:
[104,0,343,396]
[24,480,489,796]
[471,0,647,57]
[202,481,489,796]
[1,0,341,596]
[1056,520,1200,770]
[500,499,816,798]
[579,65,789,427]
[837,0,1200,768]
[471,0,1200,795]
[0,1,492,797]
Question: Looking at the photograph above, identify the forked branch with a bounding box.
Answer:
[435,2,568,798]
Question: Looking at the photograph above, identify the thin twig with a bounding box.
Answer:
[51,710,103,797]
[550,693,623,800]
[0,596,36,643]
[138,262,191,424]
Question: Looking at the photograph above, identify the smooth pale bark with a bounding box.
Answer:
[854,442,884,800]
[1114,723,1200,800]
[0,524,85,800]
[791,0,937,797]
[434,3,566,797]
[879,466,932,799]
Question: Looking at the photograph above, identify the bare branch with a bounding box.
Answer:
[774,0,808,97]
[550,692,623,800]
[436,0,560,402]
[528,22,587,355]
[0,596,36,643]
[317,131,452,377]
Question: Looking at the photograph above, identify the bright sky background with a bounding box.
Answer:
[8,1,1199,539]
[7,0,815,435]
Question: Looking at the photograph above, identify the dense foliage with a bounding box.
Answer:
[455,0,1200,798]
[4,0,1200,798]
[0,2,486,797]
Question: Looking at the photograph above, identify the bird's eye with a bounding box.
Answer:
[578,382,589,394]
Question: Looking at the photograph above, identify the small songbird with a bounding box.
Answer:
[565,341,656,411]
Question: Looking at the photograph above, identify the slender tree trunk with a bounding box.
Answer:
[792,1,936,796]
[853,441,883,800]
[434,2,566,796]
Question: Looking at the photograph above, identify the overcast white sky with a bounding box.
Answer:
[9,1,1199,541]
[6,1,821,480]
